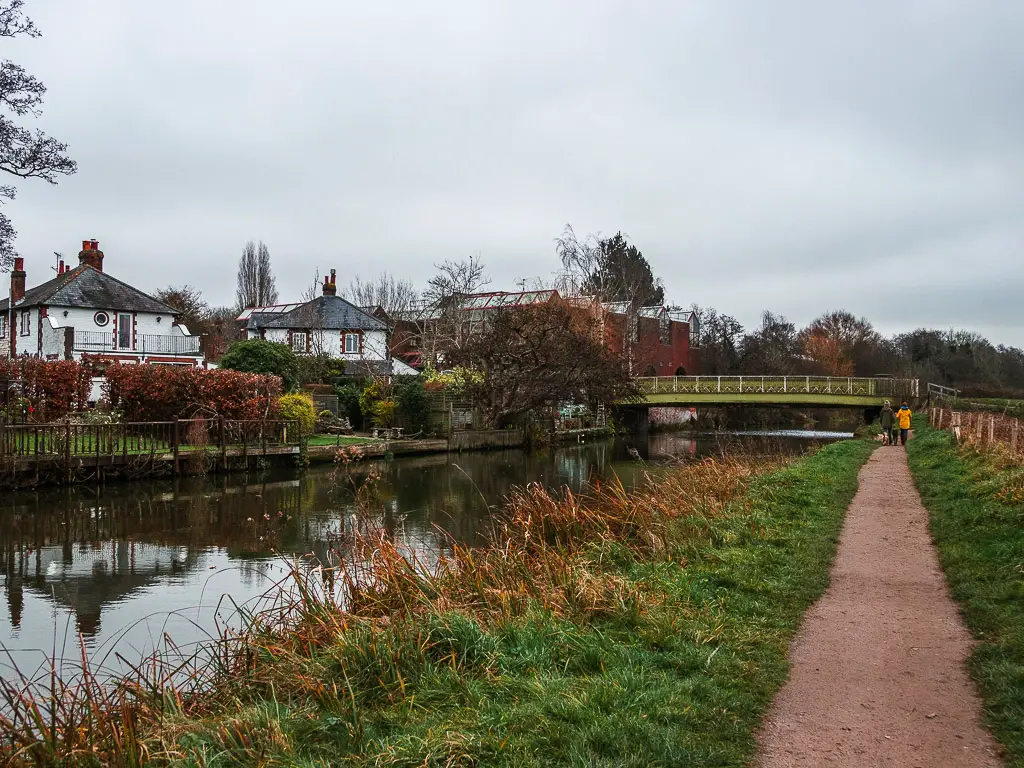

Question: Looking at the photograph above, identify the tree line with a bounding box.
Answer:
[694,307,1024,398]
[153,227,1024,402]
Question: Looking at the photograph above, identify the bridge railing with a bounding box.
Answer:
[636,376,919,398]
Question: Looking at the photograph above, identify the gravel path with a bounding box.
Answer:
[756,444,1002,767]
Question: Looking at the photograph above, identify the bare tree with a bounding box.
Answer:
[0,1,77,270]
[153,284,210,335]
[415,254,491,366]
[556,224,665,372]
[298,268,328,358]
[341,272,418,322]
[422,253,489,309]
[446,301,636,428]
[235,240,278,311]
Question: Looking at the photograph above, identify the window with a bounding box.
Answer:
[19,310,30,336]
[344,332,360,354]
[116,313,133,350]
[291,331,308,353]
[94,311,110,327]
[0,315,5,337]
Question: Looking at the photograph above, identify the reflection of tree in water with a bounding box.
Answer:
[0,436,789,643]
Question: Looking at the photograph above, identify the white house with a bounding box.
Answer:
[1,240,204,365]
[238,270,417,376]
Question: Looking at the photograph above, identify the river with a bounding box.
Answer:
[0,430,850,681]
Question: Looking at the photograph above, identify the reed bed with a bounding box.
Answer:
[0,444,870,767]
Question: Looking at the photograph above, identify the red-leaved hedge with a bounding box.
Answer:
[104,365,282,421]
[0,358,93,420]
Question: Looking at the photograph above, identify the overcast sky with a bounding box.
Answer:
[6,1,1024,345]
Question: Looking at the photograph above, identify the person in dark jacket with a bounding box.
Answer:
[880,401,897,446]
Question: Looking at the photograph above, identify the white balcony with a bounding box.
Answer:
[74,330,202,356]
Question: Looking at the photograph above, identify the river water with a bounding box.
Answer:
[0,431,849,681]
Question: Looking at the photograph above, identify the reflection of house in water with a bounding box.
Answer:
[3,541,197,637]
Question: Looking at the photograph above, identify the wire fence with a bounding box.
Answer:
[929,407,1024,458]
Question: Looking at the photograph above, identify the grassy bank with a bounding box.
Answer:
[2,440,873,767]
[907,424,1024,764]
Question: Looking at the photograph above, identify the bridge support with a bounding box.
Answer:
[864,406,882,425]
[615,407,649,436]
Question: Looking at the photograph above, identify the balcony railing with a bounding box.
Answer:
[74,331,201,356]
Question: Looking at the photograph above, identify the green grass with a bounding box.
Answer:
[951,397,1024,419]
[907,424,1024,765]
[142,439,873,767]
[306,435,379,447]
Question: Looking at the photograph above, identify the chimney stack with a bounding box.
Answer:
[322,269,337,296]
[10,257,26,304]
[78,239,104,271]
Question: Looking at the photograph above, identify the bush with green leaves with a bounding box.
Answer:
[334,381,364,430]
[395,375,429,434]
[277,392,317,435]
[220,339,299,391]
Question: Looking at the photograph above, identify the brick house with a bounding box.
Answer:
[392,289,697,377]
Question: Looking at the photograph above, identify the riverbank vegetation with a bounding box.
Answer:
[0,438,872,766]
[907,424,1024,763]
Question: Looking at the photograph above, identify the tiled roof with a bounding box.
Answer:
[244,296,387,331]
[0,265,176,314]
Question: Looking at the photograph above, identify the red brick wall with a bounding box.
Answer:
[600,312,695,376]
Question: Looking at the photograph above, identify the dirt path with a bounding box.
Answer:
[756,444,1002,767]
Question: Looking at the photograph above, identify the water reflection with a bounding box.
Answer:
[0,431,845,676]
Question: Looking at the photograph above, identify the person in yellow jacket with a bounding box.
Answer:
[895,402,912,445]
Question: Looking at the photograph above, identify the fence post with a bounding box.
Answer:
[172,416,180,475]
[976,414,983,443]
[937,409,944,430]
[219,416,226,470]
[989,415,995,444]
[717,376,721,393]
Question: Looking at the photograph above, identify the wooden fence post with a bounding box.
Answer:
[937,409,944,431]
[976,414,984,443]
[989,415,996,444]
[219,416,226,470]
[172,416,180,475]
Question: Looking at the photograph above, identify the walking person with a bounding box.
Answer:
[896,401,912,446]
[880,401,896,446]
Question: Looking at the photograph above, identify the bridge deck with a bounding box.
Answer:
[630,376,919,407]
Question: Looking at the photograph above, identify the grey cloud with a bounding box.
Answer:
[7,0,1023,346]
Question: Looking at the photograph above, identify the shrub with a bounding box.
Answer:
[371,398,396,428]
[335,382,363,430]
[220,339,299,391]
[359,379,391,423]
[0,358,92,420]
[277,393,317,434]
[104,364,282,421]
[395,376,429,433]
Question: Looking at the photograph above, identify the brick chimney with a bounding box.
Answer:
[78,239,104,271]
[322,268,337,296]
[10,257,26,304]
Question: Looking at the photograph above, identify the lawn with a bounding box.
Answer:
[306,435,379,447]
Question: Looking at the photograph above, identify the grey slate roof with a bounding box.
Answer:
[246,295,387,332]
[0,265,176,314]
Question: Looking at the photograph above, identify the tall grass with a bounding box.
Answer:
[0,441,873,767]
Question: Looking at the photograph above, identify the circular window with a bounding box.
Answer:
[94,311,110,327]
